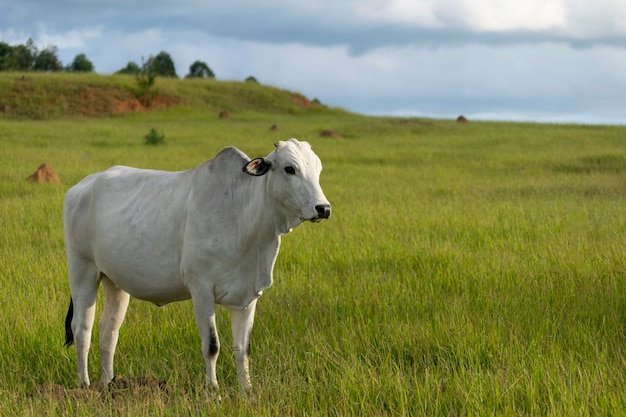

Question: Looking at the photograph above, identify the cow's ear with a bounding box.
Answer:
[243,158,272,176]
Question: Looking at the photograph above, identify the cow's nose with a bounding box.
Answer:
[315,204,331,219]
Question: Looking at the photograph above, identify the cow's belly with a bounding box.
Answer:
[96,250,190,306]
[103,268,191,306]
[92,220,189,305]
[126,279,190,306]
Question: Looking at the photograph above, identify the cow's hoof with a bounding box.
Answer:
[205,387,222,402]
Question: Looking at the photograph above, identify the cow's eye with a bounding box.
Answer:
[284,166,296,175]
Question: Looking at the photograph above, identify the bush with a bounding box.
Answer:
[135,58,157,106]
[144,128,165,145]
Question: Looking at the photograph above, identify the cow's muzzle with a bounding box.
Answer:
[312,204,331,221]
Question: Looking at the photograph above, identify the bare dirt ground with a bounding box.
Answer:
[32,375,170,402]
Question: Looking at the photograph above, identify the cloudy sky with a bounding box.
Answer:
[2,0,626,124]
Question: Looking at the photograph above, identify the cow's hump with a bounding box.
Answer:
[204,146,250,173]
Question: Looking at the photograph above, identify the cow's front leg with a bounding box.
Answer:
[191,293,220,394]
[231,299,257,392]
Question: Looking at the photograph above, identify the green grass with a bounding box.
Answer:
[2,74,626,415]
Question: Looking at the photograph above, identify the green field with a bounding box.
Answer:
[2,73,626,416]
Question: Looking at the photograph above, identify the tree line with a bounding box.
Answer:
[0,38,217,79]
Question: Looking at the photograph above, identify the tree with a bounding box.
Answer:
[0,39,66,72]
[245,75,259,84]
[0,42,12,71]
[147,51,177,78]
[185,60,215,79]
[33,45,63,72]
[67,53,94,72]
[10,38,38,71]
[116,61,141,75]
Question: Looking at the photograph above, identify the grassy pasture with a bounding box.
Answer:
[2,83,626,415]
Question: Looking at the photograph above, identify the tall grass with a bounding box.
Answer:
[1,107,626,415]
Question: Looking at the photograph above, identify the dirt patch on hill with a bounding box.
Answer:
[112,94,179,115]
[4,79,179,118]
[320,129,342,138]
[81,86,179,116]
[292,94,313,108]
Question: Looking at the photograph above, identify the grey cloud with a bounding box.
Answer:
[5,0,626,53]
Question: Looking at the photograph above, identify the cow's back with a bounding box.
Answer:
[64,165,191,250]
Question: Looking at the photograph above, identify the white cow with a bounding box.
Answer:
[63,138,331,393]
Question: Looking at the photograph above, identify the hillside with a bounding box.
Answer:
[0,72,347,119]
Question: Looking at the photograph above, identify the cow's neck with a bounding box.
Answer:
[260,175,302,236]
[240,176,285,243]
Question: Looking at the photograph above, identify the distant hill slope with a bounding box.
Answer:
[0,72,347,119]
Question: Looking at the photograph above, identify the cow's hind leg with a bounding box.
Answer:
[68,259,100,388]
[231,299,257,392]
[190,291,220,394]
[99,276,131,385]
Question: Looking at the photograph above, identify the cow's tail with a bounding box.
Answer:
[64,298,74,347]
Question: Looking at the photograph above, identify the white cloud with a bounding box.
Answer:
[35,26,103,49]
[354,0,443,28]
[461,0,567,32]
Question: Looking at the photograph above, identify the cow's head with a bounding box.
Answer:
[244,138,331,229]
